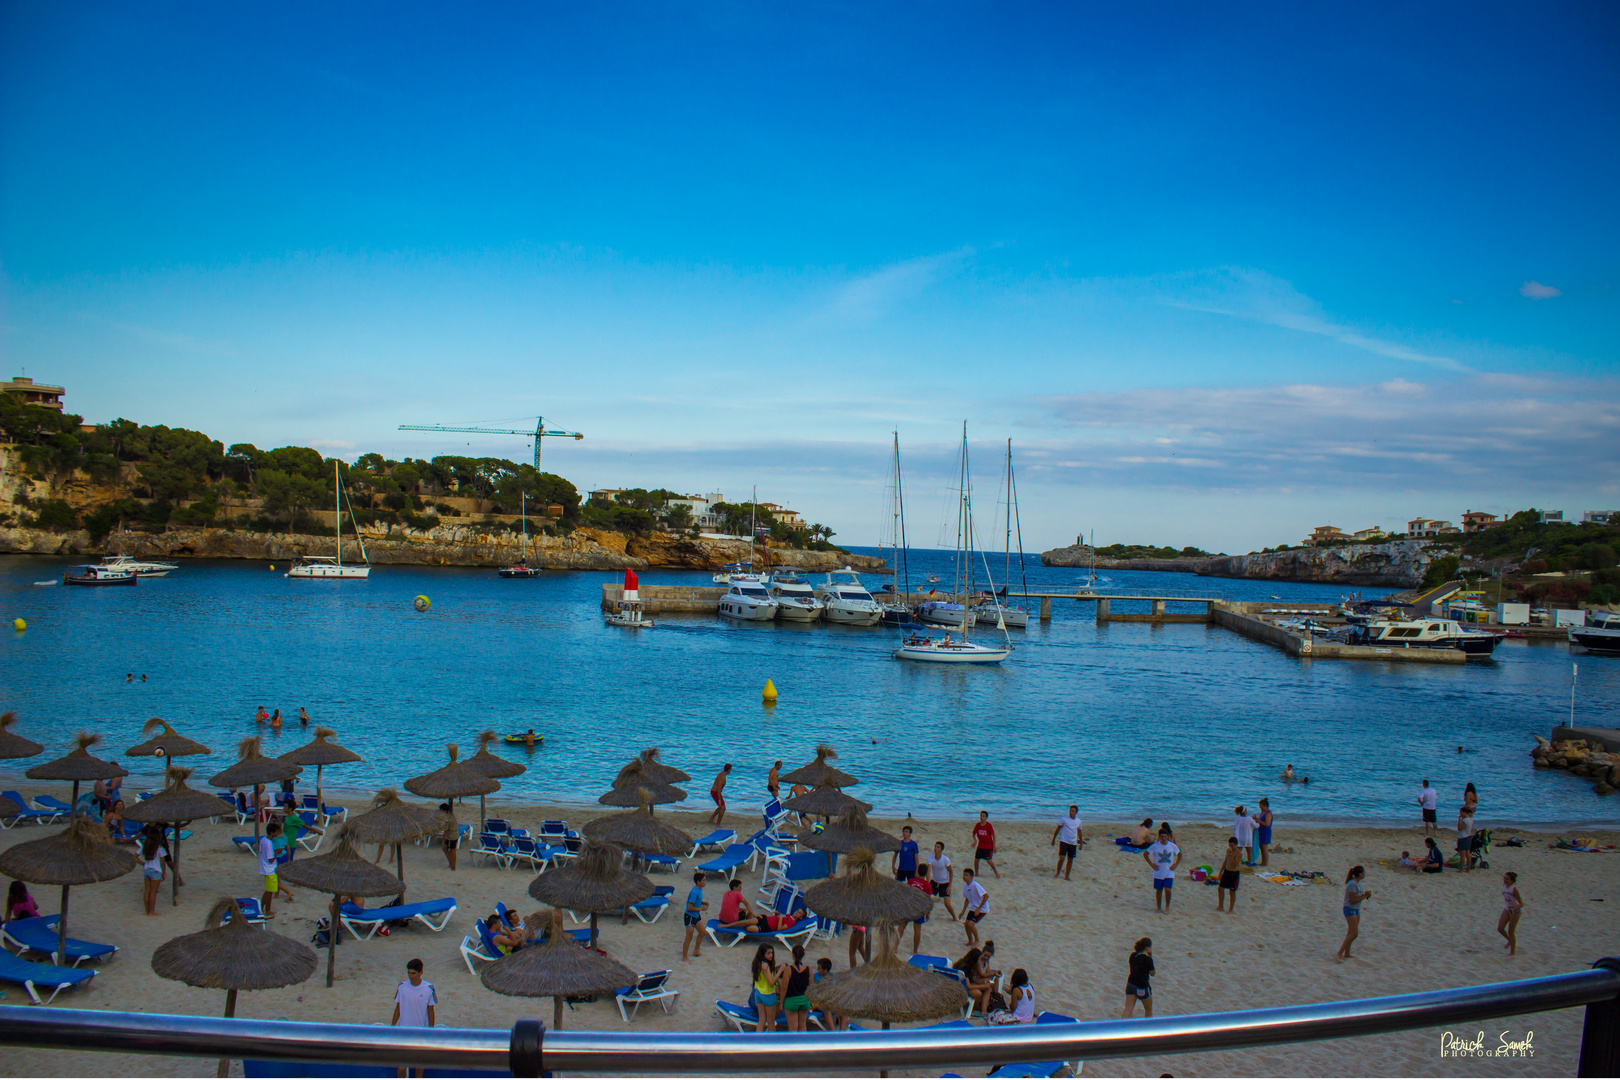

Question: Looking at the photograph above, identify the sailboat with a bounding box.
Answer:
[878,432,915,626]
[499,492,542,578]
[286,461,372,579]
[977,439,1029,628]
[894,423,1012,664]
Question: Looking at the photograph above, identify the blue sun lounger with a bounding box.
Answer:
[339,898,457,940]
[1,791,62,826]
[0,916,118,967]
[696,843,753,875]
[704,915,817,950]
[714,999,829,1032]
[978,1010,1083,1077]
[0,948,97,1004]
[688,829,736,857]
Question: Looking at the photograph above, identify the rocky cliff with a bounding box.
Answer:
[1041,540,1432,588]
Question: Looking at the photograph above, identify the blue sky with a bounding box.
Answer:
[2,2,1616,552]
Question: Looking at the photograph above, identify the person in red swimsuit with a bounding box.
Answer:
[708,763,732,825]
[970,810,1000,879]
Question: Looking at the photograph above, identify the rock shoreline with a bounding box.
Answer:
[1040,539,1434,588]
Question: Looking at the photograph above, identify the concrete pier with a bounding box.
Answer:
[1214,603,1467,664]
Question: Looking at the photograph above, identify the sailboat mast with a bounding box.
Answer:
[894,433,911,599]
[521,492,528,563]
[959,423,972,634]
[1003,439,1012,592]
[334,460,342,568]
[1012,443,1028,596]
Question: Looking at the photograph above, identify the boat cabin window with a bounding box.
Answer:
[740,587,770,598]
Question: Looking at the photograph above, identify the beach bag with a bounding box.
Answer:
[986,989,1007,1014]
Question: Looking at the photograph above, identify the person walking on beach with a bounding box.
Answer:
[259,820,282,917]
[1121,937,1155,1018]
[970,810,999,878]
[1337,865,1371,959]
[1216,836,1242,913]
[1051,805,1083,880]
[391,958,436,1078]
[961,868,988,945]
[926,841,958,920]
[892,825,920,882]
[1498,872,1523,956]
[1144,826,1181,912]
[682,871,708,961]
[1417,779,1438,837]
[1256,798,1274,867]
[767,760,782,802]
[708,764,731,825]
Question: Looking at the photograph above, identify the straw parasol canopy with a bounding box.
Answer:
[466,730,525,834]
[126,717,211,759]
[480,909,637,1031]
[583,792,694,857]
[0,710,44,760]
[803,848,931,925]
[0,814,137,967]
[278,726,363,811]
[614,748,690,785]
[152,897,318,1075]
[597,759,686,807]
[808,928,969,1027]
[783,784,873,818]
[210,737,302,842]
[780,743,859,788]
[527,840,653,947]
[26,732,129,808]
[405,744,500,800]
[0,794,22,819]
[125,766,231,907]
[345,789,448,904]
[277,827,404,988]
[796,804,901,854]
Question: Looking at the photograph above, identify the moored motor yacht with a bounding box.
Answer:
[98,554,179,577]
[1570,611,1620,657]
[717,575,779,621]
[1349,618,1500,657]
[63,564,137,587]
[767,569,824,622]
[814,568,883,626]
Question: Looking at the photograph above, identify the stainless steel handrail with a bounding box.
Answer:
[1,965,1616,1074]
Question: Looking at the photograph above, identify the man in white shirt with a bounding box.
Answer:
[960,868,989,945]
[392,958,436,1076]
[258,821,281,917]
[1050,805,1084,881]
[925,842,958,920]
[1417,780,1438,837]
[1142,826,1182,912]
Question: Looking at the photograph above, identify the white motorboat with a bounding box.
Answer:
[1570,611,1620,656]
[63,564,137,587]
[916,600,968,627]
[98,554,179,578]
[287,461,371,579]
[893,630,1011,664]
[1348,618,1500,657]
[815,568,883,625]
[718,575,779,621]
[768,569,824,622]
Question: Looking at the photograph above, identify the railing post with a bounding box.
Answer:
[1579,958,1620,1078]
[510,1018,545,1078]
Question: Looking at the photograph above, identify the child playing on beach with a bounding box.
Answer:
[906,870,932,953]
[259,821,282,916]
[961,868,988,944]
[1337,865,1372,960]
[682,871,708,961]
[1217,836,1241,913]
[893,825,920,881]
[813,958,843,1029]
[1498,872,1523,956]
[6,881,39,921]
[708,764,731,825]
[391,958,436,1077]
[1144,827,1181,911]
[1121,937,1154,1018]
[970,810,1000,878]
[926,841,957,920]
[141,830,169,916]
[749,944,781,1032]
[1051,805,1084,880]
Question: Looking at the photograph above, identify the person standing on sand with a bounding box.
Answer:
[682,871,708,962]
[1456,806,1476,871]
[961,868,988,945]
[1418,779,1438,837]
[925,841,958,921]
[1216,837,1242,913]
[904,871,932,953]
[438,803,458,871]
[1232,806,1257,865]
[391,958,436,1078]
[892,825,920,882]
[1498,872,1523,956]
[259,821,282,917]
[708,763,731,825]
[970,811,1000,878]
[1337,865,1371,959]
[1144,826,1181,912]
[1256,798,1274,867]
[1051,805,1083,879]
[767,761,782,801]
[1121,937,1155,1018]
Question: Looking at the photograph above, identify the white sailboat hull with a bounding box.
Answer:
[893,641,1010,663]
[917,602,966,627]
[976,603,1029,629]
[287,564,371,579]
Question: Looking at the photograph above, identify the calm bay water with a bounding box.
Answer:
[2,548,1615,828]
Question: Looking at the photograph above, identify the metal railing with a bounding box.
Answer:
[2,961,1616,1076]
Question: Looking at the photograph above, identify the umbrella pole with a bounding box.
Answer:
[56,885,70,967]
[70,780,80,814]
[479,794,486,837]
[217,989,238,1078]
[880,1020,891,1078]
[590,912,599,949]
[171,822,181,906]
[554,995,563,1031]
[316,764,323,812]
[396,843,406,906]
[326,893,338,988]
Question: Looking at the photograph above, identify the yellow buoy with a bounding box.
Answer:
[762,678,777,702]
[414,595,431,612]
[268,564,275,571]
[12,618,25,632]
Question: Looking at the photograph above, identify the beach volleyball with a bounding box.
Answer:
[811,821,824,834]
[413,595,430,612]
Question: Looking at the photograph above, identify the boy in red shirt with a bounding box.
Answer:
[970,811,1000,879]
[905,872,932,954]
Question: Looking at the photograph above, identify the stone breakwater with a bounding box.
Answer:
[1040,539,1434,588]
[1531,735,1620,796]
[0,524,888,573]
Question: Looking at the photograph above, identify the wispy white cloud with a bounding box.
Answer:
[309,439,356,451]
[827,247,973,322]
[1520,280,1562,300]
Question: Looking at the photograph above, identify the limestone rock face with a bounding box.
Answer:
[0,526,91,555]
[1039,540,1434,588]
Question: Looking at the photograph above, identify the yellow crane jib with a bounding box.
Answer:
[397,417,584,471]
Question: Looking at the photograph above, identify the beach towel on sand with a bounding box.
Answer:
[1260,874,1308,886]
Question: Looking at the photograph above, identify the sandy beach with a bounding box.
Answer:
[2,790,1616,1078]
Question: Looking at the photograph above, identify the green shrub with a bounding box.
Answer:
[28,499,79,530]
[1420,554,1461,590]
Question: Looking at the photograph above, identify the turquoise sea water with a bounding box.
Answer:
[2,548,1615,828]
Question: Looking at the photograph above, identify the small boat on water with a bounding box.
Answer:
[98,554,179,577]
[893,629,1011,663]
[287,461,371,579]
[1349,618,1501,657]
[503,732,544,747]
[64,564,138,587]
[499,493,542,578]
[605,569,656,628]
[1570,611,1620,656]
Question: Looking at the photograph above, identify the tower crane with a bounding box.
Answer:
[396,418,583,473]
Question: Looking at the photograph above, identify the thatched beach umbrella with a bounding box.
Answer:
[808,926,969,1037]
[783,784,873,818]
[277,827,403,988]
[584,792,694,857]
[780,743,859,789]
[26,733,129,811]
[597,760,686,807]
[126,717,211,759]
[804,848,932,926]
[152,897,318,1076]
[0,794,23,819]
[467,730,526,834]
[0,814,137,966]
[210,737,302,843]
[481,909,637,1032]
[278,726,363,812]
[345,789,447,904]
[614,748,691,786]
[797,804,901,855]
[527,840,653,948]
[0,710,44,760]
[404,743,499,838]
[124,766,229,907]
